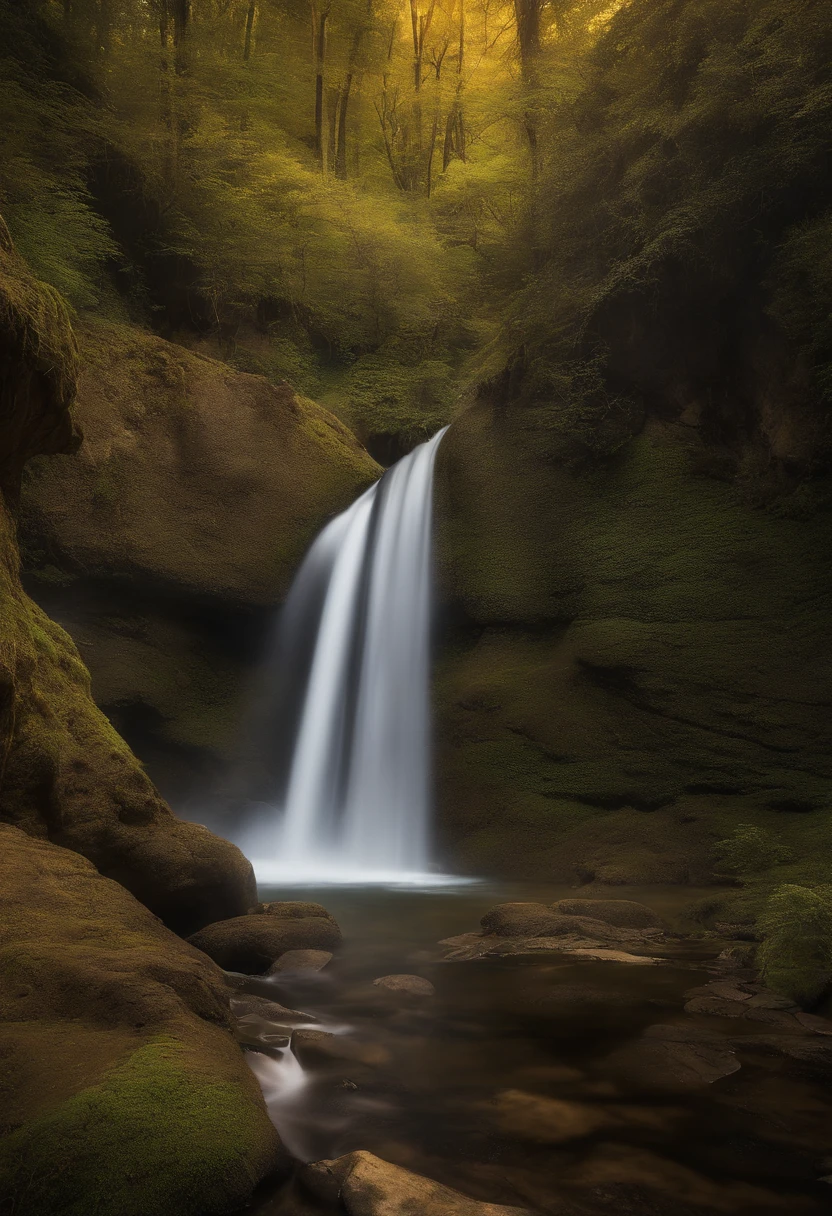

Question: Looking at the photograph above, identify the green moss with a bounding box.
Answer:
[434,408,832,886]
[0,1034,274,1216]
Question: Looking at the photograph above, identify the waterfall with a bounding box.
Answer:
[248,427,448,884]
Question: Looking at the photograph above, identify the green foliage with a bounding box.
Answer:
[714,824,793,879]
[509,0,832,465]
[757,884,832,1007]
[0,5,119,308]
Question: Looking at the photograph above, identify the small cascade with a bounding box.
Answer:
[247,427,448,884]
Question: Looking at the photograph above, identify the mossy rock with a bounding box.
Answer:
[20,319,379,605]
[0,235,256,932]
[0,215,80,501]
[17,318,380,787]
[0,825,284,1216]
[433,400,832,887]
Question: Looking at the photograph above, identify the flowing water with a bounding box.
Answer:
[229,432,831,1213]
[241,428,449,886]
[240,883,832,1216]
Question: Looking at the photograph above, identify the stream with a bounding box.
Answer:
[235,882,832,1215]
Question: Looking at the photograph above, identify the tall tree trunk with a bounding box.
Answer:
[335,73,353,180]
[326,85,340,174]
[443,0,466,171]
[335,3,371,182]
[172,0,190,74]
[243,0,257,60]
[513,0,541,175]
[407,0,436,189]
[426,113,439,196]
[312,3,330,170]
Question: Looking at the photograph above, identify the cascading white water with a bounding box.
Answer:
[249,427,449,884]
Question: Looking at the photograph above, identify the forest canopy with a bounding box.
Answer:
[2,0,831,469]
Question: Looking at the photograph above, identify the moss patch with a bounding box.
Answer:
[434,403,832,888]
[0,827,282,1215]
[0,1035,278,1216]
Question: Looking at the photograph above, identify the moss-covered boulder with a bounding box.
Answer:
[0,232,256,932]
[189,909,342,975]
[18,319,380,797]
[434,400,832,886]
[0,824,284,1216]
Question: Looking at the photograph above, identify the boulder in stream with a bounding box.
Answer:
[188,906,342,974]
[301,1150,530,1216]
[480,903,571,937]
[554,898,664,929]
[267,949,333,974]
[293,1030,392,1069]
[372,974,436,998]
[602,1022,742,1089]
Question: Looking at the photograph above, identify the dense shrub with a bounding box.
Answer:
[757,884,832,1006]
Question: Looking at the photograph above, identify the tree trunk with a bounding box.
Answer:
[513,0,541,175]
[426,113,439,197]
[243,0,257,61]
[443,0,466,171]
[326,85,340,174]
[335,74,353,179]
[172,0,190,74]
[312,4,330,170]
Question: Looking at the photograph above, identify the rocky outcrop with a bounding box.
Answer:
[0,825,284,1216]
[189,903,342,973]
[442,900,667,966]
[0,233,255,933]
[434,400,832,886]
[301,1151,530,1216]
[19,319,380,799]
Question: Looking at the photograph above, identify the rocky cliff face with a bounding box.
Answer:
[0,229,257,934]
[0,224,285,1214]
[18,319,380,801]
[434,399,832,886]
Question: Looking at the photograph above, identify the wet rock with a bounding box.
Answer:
[222,970,250,990]
[562,1143,794,1212]
[554,898,664,930]
[233,1016,292,1051]
[743,1007,800,1030]
[301,1150,530,1215]
[491,1090,615,1143]
[230,994,313,1022]
[250,900,338,924]
[267,949,333,975]
[441,932,659,966]
[795,1012,832,1036]
[746,991,799,1011]
[292,1030,392,1069]
[740,1036,832,1081]
[603,1023,741,1089]
[683,996,751,1018]
[188,913,342,974]
[373,974,436,998]
[480,903,571,937]
[683,981,754,1002]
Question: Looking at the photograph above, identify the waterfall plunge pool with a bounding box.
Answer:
[240,881,832,1216]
